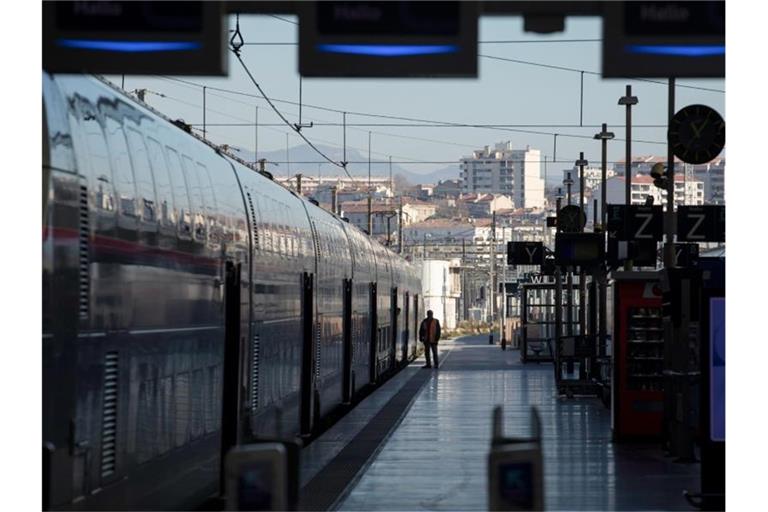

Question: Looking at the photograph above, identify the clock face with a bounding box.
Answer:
[669,105,725,165]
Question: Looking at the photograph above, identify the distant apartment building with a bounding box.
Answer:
[341,201,399,237]
[277,175,394,205]
[403,219,492,244]
[459,142,545,208]
[401,198,438,224]
[433,179,462,198]
[614,155,691,178]
[692,158,725,204]
[341,199,436,237]
[590,174,705,221]
[458,193,514,218]
[561,166,616,194]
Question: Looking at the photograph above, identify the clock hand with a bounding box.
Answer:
[691,120,705,139]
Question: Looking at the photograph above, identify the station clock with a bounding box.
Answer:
[668,104,725,165]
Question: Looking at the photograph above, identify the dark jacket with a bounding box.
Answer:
[419,317,441,344]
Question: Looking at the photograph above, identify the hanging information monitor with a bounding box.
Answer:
[299,1,478,77]
[43,1,226,75]
[603,1,724,78]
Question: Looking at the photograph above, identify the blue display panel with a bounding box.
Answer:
[710,297,725,442]
[499,462,534,509]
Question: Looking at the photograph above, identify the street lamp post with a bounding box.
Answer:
[593,124,615,358]
[575,153,589,228]
[618,86,639,271]
[574,154,589,337]
[593,124,615,229]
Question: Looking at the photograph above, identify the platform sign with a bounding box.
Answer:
[607,205,663,241]
[710,297,725,442]
[677,205,725,242]
[555,233,605,267]
[43,1,226,75]
[557,205,586,233]
[628,205,663,241]
[299,1,478,77]
[508,242,544,266]
[603,1,724,78]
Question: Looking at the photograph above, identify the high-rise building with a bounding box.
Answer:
[459,142,545,208]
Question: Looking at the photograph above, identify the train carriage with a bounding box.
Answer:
[42,73,421,510]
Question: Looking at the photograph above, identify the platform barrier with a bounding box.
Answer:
[488,406,544,511]
[225,440,300,511]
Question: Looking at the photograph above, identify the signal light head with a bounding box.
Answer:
[650,162,666,180]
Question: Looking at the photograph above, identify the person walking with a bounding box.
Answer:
[418,310,441,369]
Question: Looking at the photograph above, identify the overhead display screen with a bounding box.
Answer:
[603,1,724,78]
[299,1,478,77]
[43,1,226,75]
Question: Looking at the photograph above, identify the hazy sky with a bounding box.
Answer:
[111,13,725,179]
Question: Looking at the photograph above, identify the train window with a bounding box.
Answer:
[195,162,218,241]
[165,147,192,236]
[104,117,137,217]
[181,154,206,242]
[146,138,177,227]
[79,111,114,212]
[125,127,158,223]
[195,163,217,210]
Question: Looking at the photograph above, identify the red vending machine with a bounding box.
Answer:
[611,271,664,440]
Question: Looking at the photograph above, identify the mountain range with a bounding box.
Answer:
[230,144,460,185]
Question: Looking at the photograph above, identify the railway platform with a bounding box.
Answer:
[300,334,699,511]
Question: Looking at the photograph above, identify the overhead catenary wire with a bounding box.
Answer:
[479,53,724,93]
[157,75,668,145]
[228,15,353,180]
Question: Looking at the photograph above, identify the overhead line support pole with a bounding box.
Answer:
[619,85,638,271]
[664,78,676,268]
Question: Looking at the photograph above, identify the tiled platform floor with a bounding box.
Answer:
[336,335,699,511]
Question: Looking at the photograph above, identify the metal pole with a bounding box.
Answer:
[398,196,403,253]
[501,258,507,349]
[254,106,258,163]
[579,71,584,127]
[490,211,496,343]
[202,86,207,140]
[368,131,372,235]
[389,156,393,195]
[624,85,632,206]
[296,173,302,195]
[461,239,467,321]
[553,134,558,162]
[664,78,676,268]
[342,112,347,165]
[577,152,587,227]
[284,134,289,177]
[592,123,616,228]
[619,86,638,271]
[566,172,572,206]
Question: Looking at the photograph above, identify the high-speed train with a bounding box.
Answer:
[43,73,422,510]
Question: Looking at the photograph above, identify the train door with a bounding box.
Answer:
[300,272,316,436]
[403,292,410,362]
[342,278,353,404]
[414,294,420,357]
[369,282,378,384]
[220,261,242,491]
[391,287,398,369]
